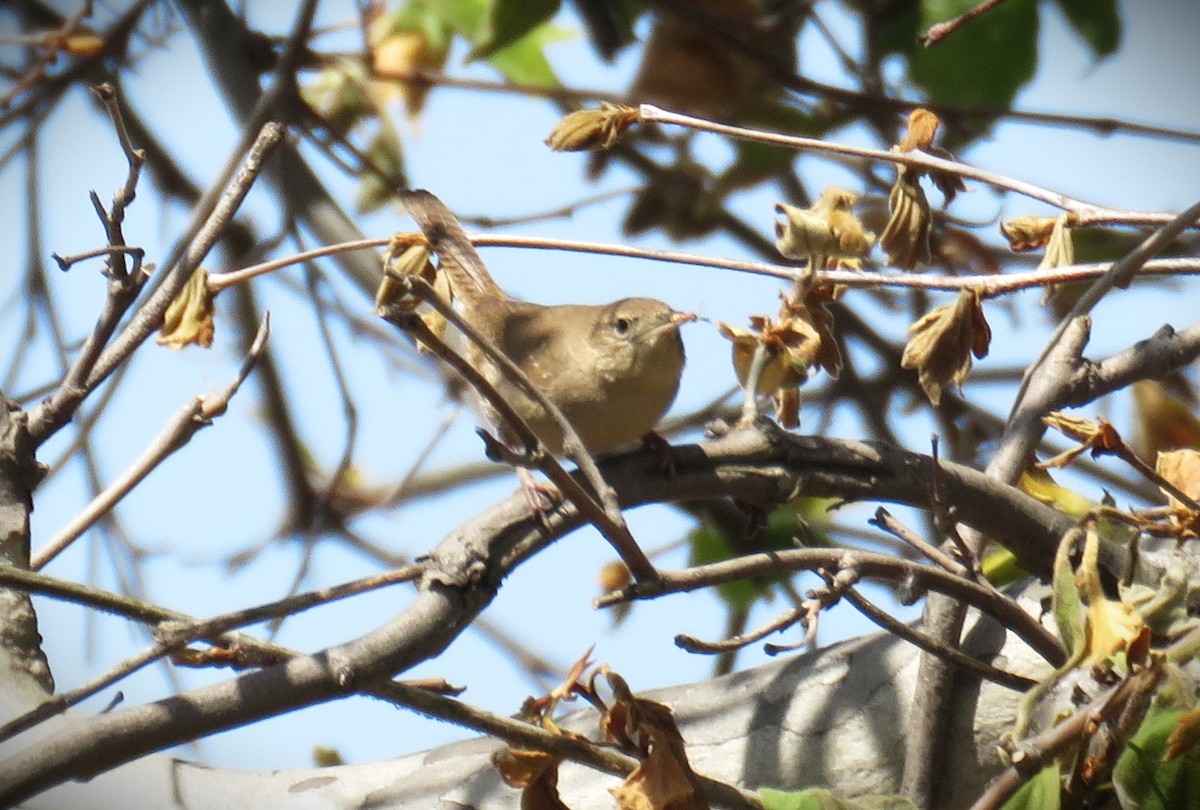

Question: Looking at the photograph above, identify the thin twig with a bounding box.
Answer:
[841,585,1036,691]
[920,0,1009,47]
[26,121,285,445]
[870,508,967,576]
[597,546,1065,667]
[0,559,424,743]
[32,315,271,570]
[638,105,1190,228]
[1013,197,1200,417]
[213,233,1200,296]
[676,603,808,654]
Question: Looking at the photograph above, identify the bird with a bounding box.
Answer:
[399,189,693,457]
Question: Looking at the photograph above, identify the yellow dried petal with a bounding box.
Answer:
[158,268,215,350]
[1084,595,1145,666]
[1019,467,1095,519]
[376,243,435,311]
[718,317,813,393]
[1044,411,1101,444]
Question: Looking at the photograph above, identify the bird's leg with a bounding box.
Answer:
[639,430,677,477]
[477,429,561,527]
[516,467,561,529]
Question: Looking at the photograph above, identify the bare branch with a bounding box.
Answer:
[31,315,271,570]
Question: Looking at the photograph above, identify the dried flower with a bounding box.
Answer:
[774,186,875,269]
[1038,213,1075,271]
[900,290,991,405]
[1038,412,1122,469]
[782,281,843,378]
[376,240,451,346]
[545,104,638,152]
[897,108,941,151]
[880,172,932,270]
[1000,215,1059,252]
[894,108,966,204]
[719,315,820,427]
[368,20,450,122]
[158,268,215,350]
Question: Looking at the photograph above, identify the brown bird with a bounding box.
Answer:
[400,189,693,456]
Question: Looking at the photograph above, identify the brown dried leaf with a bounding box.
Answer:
[1000,215,1058,252]
[158,268,215,350]
[604,672,708,810]
[1132,379,1200,462]
[899,290,990,405]
[775,387,801,430]
[1166,705,1200,762]
[880,173,931,270]
[546,104,638,152]
[894,110,964,203]
[376,241,451,347]
[1156,449,1200,511]
[897,108,940,152]
[774,187,874,266]
[719,313,820,428]
[1039,413,1123,468]
[782,281,843,378]
[717,317,813,394]
[926,146,968,204]
[493,747,570,809]
[1038,213,1075,271]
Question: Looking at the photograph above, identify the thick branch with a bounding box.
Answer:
[0,428,1092,803]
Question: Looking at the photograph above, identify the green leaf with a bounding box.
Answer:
[573,0,644,60]
[688,520,764,611]
[1114,706,1200,810]
[355,123,406,214]
[1052,528,1085,657]
[1001,763,1061,810]
[982,547,1026,586]
[760,787,918,810]
[1053,0,1120,58]
[423,0,561,85]
[910,0,1038,109]
[468,0,561,62]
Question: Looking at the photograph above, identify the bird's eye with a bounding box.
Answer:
[614,317,631,334]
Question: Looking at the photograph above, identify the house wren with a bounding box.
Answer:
[401,190,692,455]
